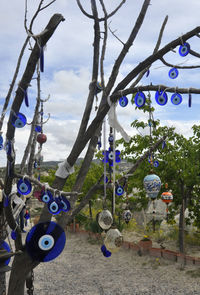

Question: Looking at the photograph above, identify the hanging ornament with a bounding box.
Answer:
[146,69,150,77]
[11,112,27,128]
[48,198,62,215]
[161,191,173,204]
[0,241,11,266]
[179,42,190,57]
[134,91,146,108]
[37,133,47,144]
[11,230,17,240]
[143,173,161,200]
[168,68,179,79]
[59,196,71,212]
[17,178,32,195]
[24,210,30,220]
[119,96,128,107]
[40,46,44,72]
[98,209,113,230]
[171,93,182,105]
[102,148,121,166]
[155,90,168,106]
[25,221,66,262]
[115,185,124,196]
[41,190,53,203]
[188,93,192,108]
[0,135,3,150]
[35,125,42,133]
[101,245,112,258]
[104,228,123,253]
[95,82,103,94]
[153,160,159,168]
[122,209,132,224]
[24,89,29,107]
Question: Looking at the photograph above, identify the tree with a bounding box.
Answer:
[1,1,200,294]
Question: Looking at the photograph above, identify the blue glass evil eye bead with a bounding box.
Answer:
[11,230,17,240]
[95,82,103,94]
[11,112,27,128]
[119,96,128,107]
[188,93,192,108]
[25,221,66,262]
[35,125,42,132]
[17,178,32,195]
[48,199,61,215]
[153,160,159,168]
[0,135,3,145]
[168,68,179,79]
[179,42,190,57]
[0,241,11,265]
[171,93,182,105]
[155,90,168,106]
[134,92,146,107]
[101,245,112,258]
[115,185,124,196]
[41,190,53,203]
[60,196,71,212]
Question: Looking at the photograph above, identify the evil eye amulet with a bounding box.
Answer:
[0,135,3,145]
[134,91,146,107]
[116,185,124,196]
[25,221,66,262]
[171,93,182,105]
[101,245,111,258]
[60,196,71,212]
[155,90,168,106]
[17,178,32,195]
[168,68,178,79]
[11,112,27,128]
[35,125,42,132]
[153,160,159,168]
[48,199,61,215]
[119,96,128,107]
[41,190,53,203]
[0,241,11,266]
[179,42,190,57]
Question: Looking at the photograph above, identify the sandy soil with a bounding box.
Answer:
[32,232,200,295]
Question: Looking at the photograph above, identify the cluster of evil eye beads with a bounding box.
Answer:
[119,42,191,109]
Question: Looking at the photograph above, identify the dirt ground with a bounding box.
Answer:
[32,232,200,295]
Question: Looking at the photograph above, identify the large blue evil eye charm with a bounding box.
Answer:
[119,96,128,107]
[115,185,124,196]
[155,90,168,106]
[0,240,11,266]
[48,199,61,215]
[171,93,182,105]
[41,190,53,203]
[168,68,178,79]
[134,92,146,107]
[11,112,27,128]
[179,42,190,57]
[25,221,66,262]
[101,245,111,258]
[59,196,71,213]
[17,178,32,195]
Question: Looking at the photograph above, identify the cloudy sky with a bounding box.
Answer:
[0,0,200,166]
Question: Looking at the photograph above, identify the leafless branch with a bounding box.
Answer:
[76,0,94,19]
[99,0,127,21]
[189,49,200,58]
[108,23,125,45]
[40,0,57,11]
[99,0,108,87]
[160,56,200,69]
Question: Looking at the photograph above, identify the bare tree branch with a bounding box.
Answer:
[108,23,125,45]
[99,0,127,21]
[76,0,94,19]
[160,56,200,69]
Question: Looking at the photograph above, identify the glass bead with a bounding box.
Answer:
[104,228,123,253]
[155,90,168,106]
[179,42,190,57]
[98,209,113,230]
[134,92,146,107]
[171,93,182,105]
[119,96,128,107]
[168,68,178,79]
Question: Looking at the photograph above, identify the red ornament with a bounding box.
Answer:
[37,133,47,144]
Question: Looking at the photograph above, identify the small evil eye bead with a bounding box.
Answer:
[60,196,71,213]
[35,125,42,132]
[11,112,27,128]
[119,96,128,107]
[134,92,146,108]
[188,93,192,108]
[171,93,182,105]
[108,135,114,143]
[48,199,61,215]
[153,160,159,168]
[41,191,53,203]
[179,42,190,57]
[115,185,124,196]
[168,68,179,79]
[17,178,32,195]
[108,151,114,161]
[155,90,168,106]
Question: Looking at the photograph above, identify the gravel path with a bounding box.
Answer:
[32,232,200,295]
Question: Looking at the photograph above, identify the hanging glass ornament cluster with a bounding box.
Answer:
[161,183,173,222]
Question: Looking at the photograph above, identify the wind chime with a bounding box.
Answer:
[161,183,173,222]
[97,117,123,258]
